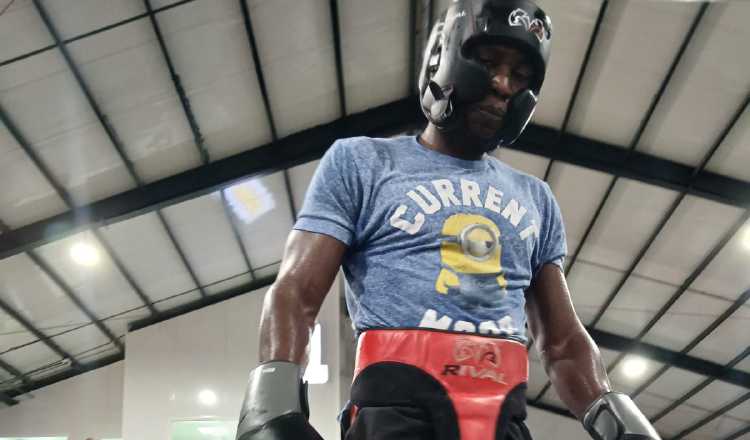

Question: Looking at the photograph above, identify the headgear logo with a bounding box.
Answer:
[508,8,547,43]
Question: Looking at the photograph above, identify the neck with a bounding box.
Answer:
[419,123,486,161]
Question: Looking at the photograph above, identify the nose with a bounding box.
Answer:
[490,67,513,100]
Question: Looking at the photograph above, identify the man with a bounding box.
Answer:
[235,1,661,439]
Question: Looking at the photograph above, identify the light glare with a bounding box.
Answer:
[742,227,750,251]
[70,243,100,266]
[622,356,648,380]
[198,389,218,406]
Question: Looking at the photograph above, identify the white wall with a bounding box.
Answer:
[0,361,124,439]
[121,283,343,440]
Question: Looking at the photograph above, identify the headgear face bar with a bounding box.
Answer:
[418,0,552,151]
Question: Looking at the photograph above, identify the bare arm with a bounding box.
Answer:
[525,264,611,419]
[258,230,347,364]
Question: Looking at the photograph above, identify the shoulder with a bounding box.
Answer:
[330,135,410,165]
[486,154,554,197]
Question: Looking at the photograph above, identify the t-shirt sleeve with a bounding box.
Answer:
[534,182,567,275]
[293,139,361,246]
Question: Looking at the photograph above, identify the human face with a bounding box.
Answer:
[464,44,534,139]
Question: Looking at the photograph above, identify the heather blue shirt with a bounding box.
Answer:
[294,135,567,342]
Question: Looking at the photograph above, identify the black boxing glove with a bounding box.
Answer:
[235,361,324,440]
[583,392,661,440]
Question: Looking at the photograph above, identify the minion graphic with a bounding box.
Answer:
[436,214,508,307]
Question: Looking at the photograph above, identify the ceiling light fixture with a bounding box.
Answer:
[70,242,100,266]
[622,355,648,380]
[198,389,218,407]
[742,226,750,252]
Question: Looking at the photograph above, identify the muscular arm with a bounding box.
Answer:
[525,264,611,419]
[258,230,347,364]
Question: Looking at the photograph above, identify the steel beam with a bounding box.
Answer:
[651,346,750,423]
[26,250,125,353]
[542,0,609,182]
[3,98,750,261]
[0,0,200,69]
[238,0,298,222]
[672,391,750,440]
[329,0,347,117]
[632,288,750,401]
[563,2,712,278]
[724,425,750,440]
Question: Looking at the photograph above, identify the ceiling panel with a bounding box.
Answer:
[51,324,112,357]
[737,357,750,374]
[597,275,677,338]
[568,0,700,146]
[688,306,750,365]
[493,149,550,180]
[0,50,138,206]
[641,290,733,351]
[249,0,340,137]
[637,2,750,166]
[155,0,272,159]
[566,261,624,325]
[546,163,614,258]
[253,261,281,280]
[0,0,52,63]
[633,392,673,420]
[692,415,747,440]
[0,124,68,228]
[609,355,665,395]
[73,341,121,365]
[684,380,748,414]
[728,399,750,423]
[339,0,410,114]
[0,341,58,375]
[0,310,36,352]
[152,290,203,312]
[160,193,247,286]
[689,220,750,302]
[230,172,294,270]
[65,17,202,183]
[533,0,603,129]
[576,179,680,271]
[634,196,744,286]
[104,314,143,340]
[653,403,711,439]
[288,159,320,215]
[100,212,198,303]
[39,0,145,40]
[150,0,187,8]
[642,367,706,402]
[33,230,148,319]
[0,253,89,331]
[205,272,254,296]
[707,104,750,181]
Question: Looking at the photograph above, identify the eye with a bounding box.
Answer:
[513,69,532,82]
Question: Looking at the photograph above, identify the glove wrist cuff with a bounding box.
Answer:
[582,392,661,440]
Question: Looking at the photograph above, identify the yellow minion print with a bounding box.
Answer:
[435,214,508,299]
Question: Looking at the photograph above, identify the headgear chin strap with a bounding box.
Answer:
[418,0,552,151]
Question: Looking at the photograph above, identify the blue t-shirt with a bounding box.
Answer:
[294,135,567,342]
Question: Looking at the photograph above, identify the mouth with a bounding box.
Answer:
[477,105,505,121]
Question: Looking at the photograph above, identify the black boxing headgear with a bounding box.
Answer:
[418,0,552,151]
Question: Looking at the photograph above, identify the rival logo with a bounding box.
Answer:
[441,337,507,384]
[442,364,506,384]
[508,8,548,43]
